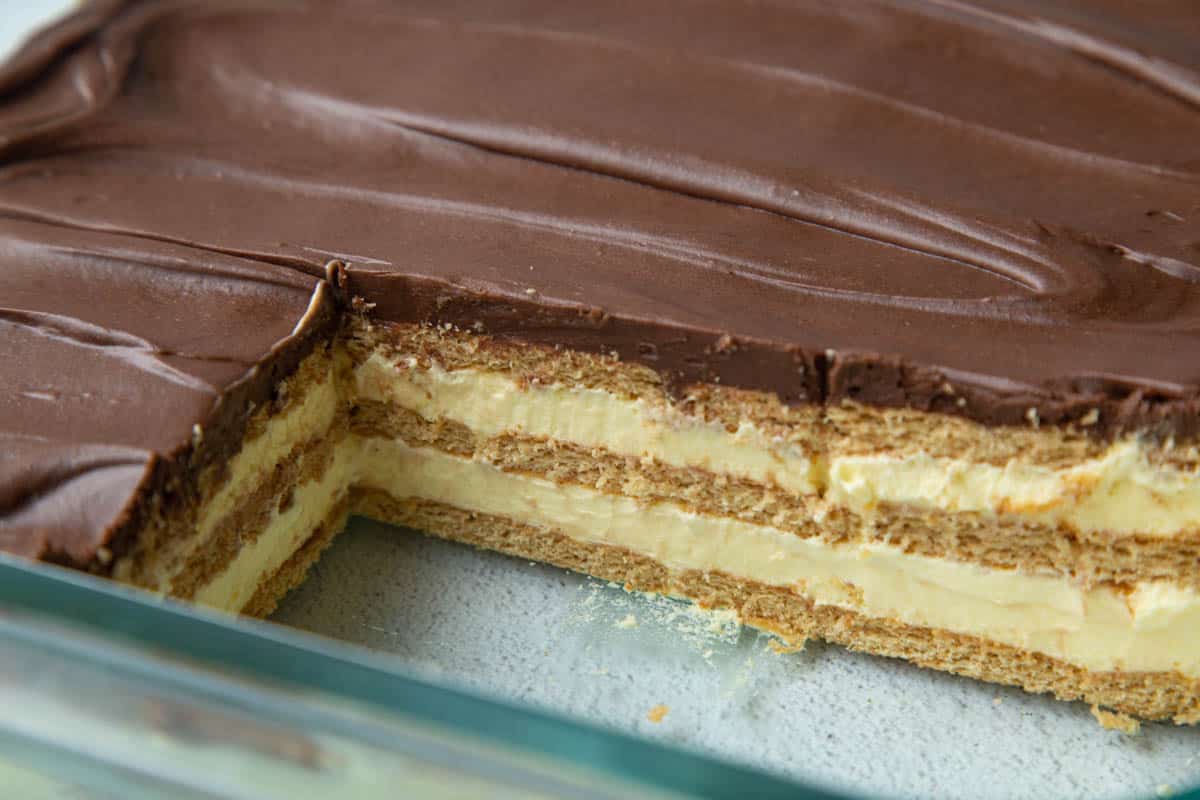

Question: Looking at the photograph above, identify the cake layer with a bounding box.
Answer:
[353,438,1200,679]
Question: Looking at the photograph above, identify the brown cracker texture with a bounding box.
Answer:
[352,489,1200,725]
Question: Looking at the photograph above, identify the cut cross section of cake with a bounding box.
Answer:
[3,0,1200,724]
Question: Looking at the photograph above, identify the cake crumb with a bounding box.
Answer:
[1091,704,1141,734]
[1080,408,1100,426]
[646,704,669,724]
[1025,407,1040,429]
[525,287,537,295]
[1157,784,1175,798]
[616,614,638,629]
[992,697,1003,707]
[768,636,807,654]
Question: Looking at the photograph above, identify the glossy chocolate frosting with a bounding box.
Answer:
[2,1,1199,566]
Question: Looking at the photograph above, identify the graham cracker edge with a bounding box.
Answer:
[348,488,1200,725]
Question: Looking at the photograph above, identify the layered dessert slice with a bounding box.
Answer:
[346,319,1200,725]
[0,220,345,614]
[2,0,1200,724]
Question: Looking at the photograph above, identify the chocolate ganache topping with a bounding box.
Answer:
[1,0,1199,565]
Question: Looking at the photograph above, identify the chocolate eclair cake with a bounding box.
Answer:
[3,0,1200,723]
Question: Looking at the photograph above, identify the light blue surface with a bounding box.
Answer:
[0,0,76,65]
[277,519,1200,800]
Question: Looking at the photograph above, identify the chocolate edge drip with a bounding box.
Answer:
[824,356,1200,443]
[91,285,341,575]
[349,271,1195,442]
[345,271,821,404]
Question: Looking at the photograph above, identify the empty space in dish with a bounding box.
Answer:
[274,517,1200,800]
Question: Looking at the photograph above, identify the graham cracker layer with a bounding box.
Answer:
[358,319,1200,469]
[351,404,1200,588]
[353,401,824,537]
[242,497,349,618]
[351,488,1200,724]
[171,423,345,600]
[351,318,825,453]
[116,345,338,590]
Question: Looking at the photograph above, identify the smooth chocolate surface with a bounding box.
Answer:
[2,1,1199,565]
